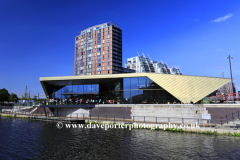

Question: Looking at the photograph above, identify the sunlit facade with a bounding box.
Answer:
[74,22,123,76]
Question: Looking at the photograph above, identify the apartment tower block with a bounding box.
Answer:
[74,22,123,76]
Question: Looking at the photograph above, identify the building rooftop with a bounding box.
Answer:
[77,21,120,36]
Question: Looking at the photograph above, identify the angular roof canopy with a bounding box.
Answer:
[40,73,231,104]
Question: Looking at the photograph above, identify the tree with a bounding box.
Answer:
[21,92,28,100]
[32,95,38,101]
[8,93,19,102]
[0,88,10,102]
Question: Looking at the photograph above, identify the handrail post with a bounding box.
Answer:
[226,115,228,124]
[233,119,235,130]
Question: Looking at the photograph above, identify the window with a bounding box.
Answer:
[87,50,92,54]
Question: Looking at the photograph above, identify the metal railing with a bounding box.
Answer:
[2,109,238,129]
[220,111,240,124]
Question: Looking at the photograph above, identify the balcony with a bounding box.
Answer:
[113,29,122,34]
[112,32,122,38]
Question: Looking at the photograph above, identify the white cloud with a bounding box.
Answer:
[211,13,233,23]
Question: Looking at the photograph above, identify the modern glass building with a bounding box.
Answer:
[40,73,231,104]
[41,22,231,105]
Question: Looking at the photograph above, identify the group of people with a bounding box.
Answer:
[45,98,101,105]
[44,98,188,105]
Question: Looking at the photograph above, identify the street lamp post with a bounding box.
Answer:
[226,55,235,103]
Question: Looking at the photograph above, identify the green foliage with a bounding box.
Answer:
[8,93,19,102]
[91,121,96,124]
[0,88,10,102]
[86,120,90,124]
[21,92,29,100]
[233,132,240,136]
[32,95,38,101]
[202,97,213,104]
[2,115,14,118]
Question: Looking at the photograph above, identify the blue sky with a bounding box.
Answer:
[0,0,240,98]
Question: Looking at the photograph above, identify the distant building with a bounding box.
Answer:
[217,82,236,94]
[125,56,182,74]
[74,22,134,76]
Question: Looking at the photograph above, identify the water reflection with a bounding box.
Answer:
[0,117,240,159]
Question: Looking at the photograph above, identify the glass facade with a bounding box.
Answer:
[48,77,180,104]
[51,84,99,100]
